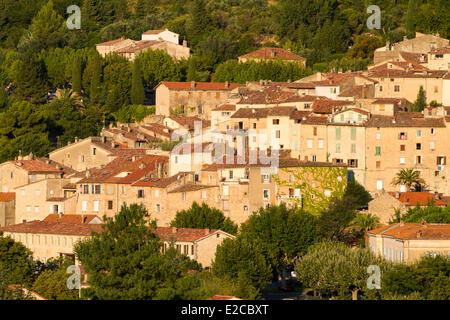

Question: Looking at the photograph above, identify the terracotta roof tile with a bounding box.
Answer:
[142,30,165,35]
[159,81,243,91]
[153,227,219,242]
[212,104,236,112]
[167,184,216,193]
[96,37,127,46]
[116,40,162,53]
[388,192,448,206]
[0,192,15,202]
[366,113,446,127]
[6,160,62,173]
[239,48,306,61]
[368,223,450,240]
[43,214,101,224]
[0,221,103,236]
[312,99,352,114]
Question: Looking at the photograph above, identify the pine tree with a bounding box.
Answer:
[186,58,197,81]
[406,0,416,39]
[131,58,145,105]
[15,54,49,104]
[71,55,82,94]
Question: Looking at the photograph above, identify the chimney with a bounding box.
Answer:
[395,192,400,199]
[225,81,229,88]
[172,227,177,234]
[416,230,422,238]
[204,228,210,235]
[182,40,187,47]
[74,137,78,143]
[191,81,196,89]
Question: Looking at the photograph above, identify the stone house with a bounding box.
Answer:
[366,222,450,263]
[155,81,244,119]
[238,47,306,67]
[95,38,135,57]
[0,192,15,227]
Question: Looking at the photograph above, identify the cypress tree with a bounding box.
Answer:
[15,54,49,104]
[71,55,82,94]
[411,86,426,112]
[406,0,416,39]
[131,58,145,105]
[186,58,197,81]
[90,55,102,104]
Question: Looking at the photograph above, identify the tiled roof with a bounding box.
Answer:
[399,51,427,64]
[368,223,450,240]
[388,192,448,206]
[142,30,165,35]
[96,37,126,46]
[239,48,306,61]
[250,158,346,168]
[159,81,243,91]
[290,110,313,120]
[139,124,172,138]
[334,107,370,116]
[132,172,191,188]
[368,68,446,78]
[371,98,408,104]
[43,214,101,224]
[366,112,446,127]
[230,106,295,119]
[77,154,168,184]
[212,104,236,112]
[167,184,216,193]
[301,116,329,125]
[338,85,364,97]
[429,47,450,55]
[154,227,219,242]
[6,160,62,173]
[0,221,103,236]
[167,116,210,130]
[0,192,15,202]
[237,87,296,105]
[171,142,213,155]
[312,99,352,114]
[116,40,162,53]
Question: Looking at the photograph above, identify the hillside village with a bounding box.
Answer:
[1,17,450,300]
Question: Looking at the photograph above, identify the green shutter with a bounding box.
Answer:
[351,128,356,140]
[336,127,341,140]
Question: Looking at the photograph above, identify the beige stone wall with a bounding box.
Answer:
[298,122,328,162]
[374,76,443,104]
[427,53,450,70]
[0,199,15,227]
[368,192,406,224]
[195,232,234,268]
[0,163,50,193]
[404,239,450,263]
[365,125,450,195]
[96,39,135,57]
[15,178,71,223]
[49,137,112,171]
[4,231,86,262]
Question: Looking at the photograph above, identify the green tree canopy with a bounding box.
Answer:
[0,232,34,286]
[170,202,238,235]
[74,204,201,299]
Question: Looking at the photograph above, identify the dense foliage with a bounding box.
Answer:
[170,202,238,235]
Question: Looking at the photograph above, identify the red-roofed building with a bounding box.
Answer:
[367,222,450,263]
[155,81,245,119]
[238,47,306,66]
[0,192,15,227]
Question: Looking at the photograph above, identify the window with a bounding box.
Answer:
[304,103,311,109]
[307,139,313,149]
[222,185,229,196]
[83,185,89,194]
[263,189,269,200]
[155,190,159,198]
[379,86,383,92]
[107,201,113,210]
[335,127,341,140]
[201,190,207,199]
[137,190,144,198]
[379,104,385,111]
[253,123,256,129]
[417,130,422,137]
[312,155,317,162]
[275,130,280,139]
[35,206,39,213]
[272,119,279,125]
[375,146,381,155]
[92,148,96,155]
[182,192,186,200]
[376,161,381,169]
[400,145,405,151]
[416,143,421,150]
[21,189,25,196]
[229,170,233,179]
[82,201,87,212]
[223,200,229,211]
[348,159,358,167]
[94,185,101,194]
[350,128,356,140]
[156,204,160,212]
[400,157,405,164]
[93,201,99,212]
[437,156,446,165]
[431,128,435,135]
[351,144,356,153]
[399,132,406,140]
[394,85,400,92]
[416,155,422,164]
[376,180,383,190]
[26,206,31,212]
[376,133,381,140]
[335,144,341,153]
[430,141,435,150]
[49,189,54,195]
[107,186,113,195]
[31,175,36,182]
[174,156,178,164]
[318,139,324,149]
[313,127,317,136]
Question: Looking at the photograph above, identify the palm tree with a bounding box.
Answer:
[391,168,426,191]
[351,213,380,232]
